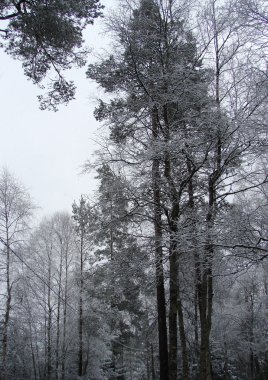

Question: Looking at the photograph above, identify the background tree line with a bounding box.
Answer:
[0,0,268,379]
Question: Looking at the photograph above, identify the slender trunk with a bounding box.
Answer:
[44,290,48,380]
[56,300,60,380]
[169,217,189,380]
[78,284,83,377]
[163,103,179,379]
[61,252,68,380]
[198,259,213,380]
[78,235,84,378]
[187,161,200,368]
[61,303,67,380]
[152,106,169,380]
[47,264,52,380]
[56,245,63,380]
[25,291,37,380]
[249,295,254,380]
[2,291,11,380]
[177,283,189,380]
[2,236,11,380]
[109,205,119,378]
[198,180,214,380]
[194,261,200,367]
[35,322,42,380]
[168,224,178,380]
[198,251,213,380]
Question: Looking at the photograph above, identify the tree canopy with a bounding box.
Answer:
[0,0,103,109]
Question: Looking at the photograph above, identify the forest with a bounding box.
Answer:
[0,0,268,379]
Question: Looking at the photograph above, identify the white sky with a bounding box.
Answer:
[0,1,114,218]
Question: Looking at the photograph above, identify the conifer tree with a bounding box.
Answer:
[87,1,213,378]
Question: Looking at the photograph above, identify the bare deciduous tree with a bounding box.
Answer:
[0,167,34,380]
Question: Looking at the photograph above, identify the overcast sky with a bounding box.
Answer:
[0,1,114,219]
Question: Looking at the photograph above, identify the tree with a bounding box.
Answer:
[0,167,34,380]
[72,196,94,378]
[193,2,268,377]
[0,0,103,109]
[92,164,150,379]
[87,1,214,378]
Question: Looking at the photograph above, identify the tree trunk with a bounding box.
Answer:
[162,104,190,380]
[169,217,190,380]
[169,224,178,380]
[44,289,48,380]
[61,250,68,380]
[47,263,52,380]
[177,283,190,380]
[198,180,214,380]
[152,106,169,380]
[198,250,213,380]
[188,162,200,375]
[56,244,63,380]
[78,235,84,378]
[2,237,11,380]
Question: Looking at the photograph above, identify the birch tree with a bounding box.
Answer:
[0,167,33,380]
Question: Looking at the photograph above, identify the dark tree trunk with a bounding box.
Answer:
[2,242,11,380]
[153,173,169,380]
[198,253,213,380]
[177,284,190,380]
[162,104,190,380]
[187,159,201,373]
[47,264,52,380]
[152,107,169,380]
[61,256,68,380]
[78,236,84,378]
[169,217,189,380]
[168,223,178,380]
[198,179,214,380]
[56,244,63,380]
